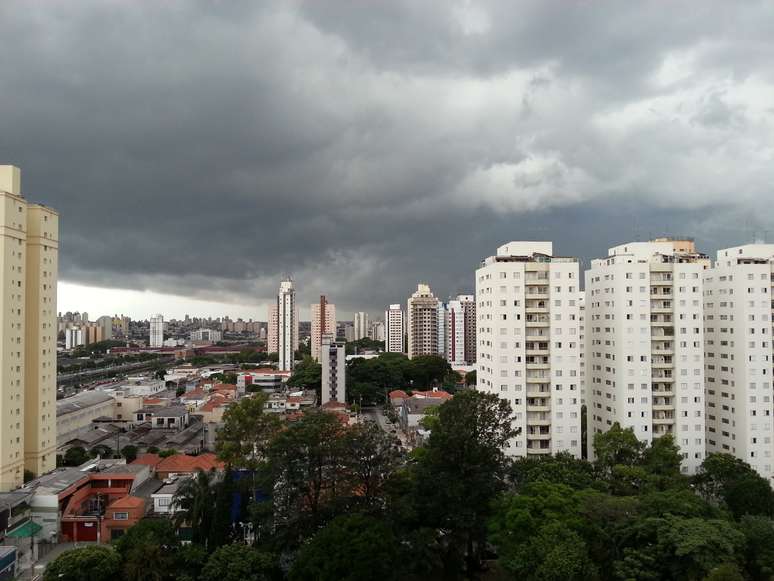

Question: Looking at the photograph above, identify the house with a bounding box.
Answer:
[134,406,189,430]
[132,453,223,480]
[100,496,145,542]
[150,476,189,514]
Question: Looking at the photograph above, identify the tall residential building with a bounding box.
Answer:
[369,320,385,342]
[277,278,299,371]
[704,244,774,483]
[586,238,709,474]
[310,296,337,361]
[476,241,583,458]
[353,312,370,340]
[320,334,346,405]
[446,294,476,366]
[149,314,164,348]
[0,165,58,490]
[65,327,84,350]
[97,315,114,340]
[385,304,405,353]
[267,304,279,353]
[407,284,441,359]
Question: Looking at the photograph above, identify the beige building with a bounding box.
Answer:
[267,304,279,353]
[0,165,59,491]
[407,284,441,359]
[310,296,336,361]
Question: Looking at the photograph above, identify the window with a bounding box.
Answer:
[113,512,129,520]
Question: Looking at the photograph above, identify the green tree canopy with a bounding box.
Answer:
[44,545,121,581]
[216,393,280,471]
[200,544,277,581]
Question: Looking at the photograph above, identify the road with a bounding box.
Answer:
[361,407,409,448]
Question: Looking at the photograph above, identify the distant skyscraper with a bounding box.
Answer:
[267,304,279,353]
[476,241,582,458]
[97,315,113,340]
[277,278,299,371]
[385,304,405,353]
[310,296,337,361]
[369,321,385,342]
[446,294,476,366]
[0,165,58,490]
[586,238,708,474]
[320,334,346,405]
[149,314,164,348]
[353,312,370,340]
[407,284,441,359]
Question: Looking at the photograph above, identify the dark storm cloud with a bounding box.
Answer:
[1,1,773,316]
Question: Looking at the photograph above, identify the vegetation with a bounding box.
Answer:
[46,399,774,581]
[345,337,384,354]
[285,356,321,392]
[43,545,122,581]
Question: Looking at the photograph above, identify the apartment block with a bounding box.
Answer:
[149,314,164,348]
[704,244,774,483]
[353,312,369,341]
[310,296,336,361]
[407,284,441,359]
[385,304,405,353]
[476,242,582,458]
[446,294,476,366]
[320,334,346,405]
[0,165,58,490]
[586,238,708,474]
[276,278,299,371]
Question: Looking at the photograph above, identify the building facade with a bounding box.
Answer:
[0,165,59,490]
[149,314,164,348]
[586,238,708,474]
[385,304,405,353]
[276,278,299,371]
[476,241,582,458]
[320,335,346,404]
[310,296,336,361]
[407,284,441,359]
[446,294,476,366]
[704,244,774,483]
[353,312,369,340]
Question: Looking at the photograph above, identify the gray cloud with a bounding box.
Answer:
[1,1,773,317]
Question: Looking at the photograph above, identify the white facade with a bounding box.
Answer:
[704,244,774,483]
[190,328,222,342]
[353,312,370,340]
[277,279,299,371]
[586,239,708,474]
[476,241,582,458]
[65,327,84,350]
[149,314,164,348]
[320,335,346,404]
[385,304,405,353]
[369,321,385,342]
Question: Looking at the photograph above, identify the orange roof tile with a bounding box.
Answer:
[108,496,145,510]
[389,390,409,399]
[156,452,224,473]
[131,453,161,467]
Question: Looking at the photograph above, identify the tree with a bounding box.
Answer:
[464,370,476,387]
[289,514,400,581]
[640,433,683,487]
[406,355,451,389]
[694,453,774,519]
[593,423,645,474]
[63,446,88,466]
[216,393,280,471]
[200,544,277,581]
[509,452,598,491]
[413,390,516,574]
[44,545,121,581]
[113,519,179,581]
[286,356,321,391]
[173,469,218,546]
[340,421,403,506]
[739,515,774,581]
[121,445,138,463]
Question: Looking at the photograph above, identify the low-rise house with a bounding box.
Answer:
[131,453,223,481]
[134,406,189,430]
[101,496,145,542]
[150,476,189,514]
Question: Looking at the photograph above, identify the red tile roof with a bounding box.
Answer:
[389,390,409,400]
[131,453,162,467]
[108,496,145,510]
[413,389,452,400]
[155,452,224,474]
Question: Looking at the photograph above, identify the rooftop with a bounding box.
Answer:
[56,391,114,417]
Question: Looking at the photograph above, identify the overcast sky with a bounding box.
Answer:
[2,1,773,320]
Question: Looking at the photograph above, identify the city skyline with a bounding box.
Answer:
[4,2,774,318]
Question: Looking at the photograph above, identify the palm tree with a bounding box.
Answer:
[173,468,218,546]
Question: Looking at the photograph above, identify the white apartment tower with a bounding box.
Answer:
[0,165,59,491]
[407,284,442,359]
[277,278,299,371]
[353,312,370,341]
[149,314,164,348]
[586,238,708,474]
[310,296,336,361]
[476,242,583,458]
[704,244,774,483]
[447,294,476,366]
[385,304,405,353]
[320,334,346,405]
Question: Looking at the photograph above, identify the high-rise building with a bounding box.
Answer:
[310,296,336,361]
[446,294,476,366]
[369,321,385,342]
[191,328,223,342]
[320,334,346,405]
[385,304,405,353]
[407,284,441,359]
[586,238,708,474]
[0,165,59,490]
[353,312,370,340]
[476,241,582,458]
[149,314,164,348]
[65,327,84,350]
[97,315,114,340]
[704,243,774,483]
[277,278,299,371]
[267,304,279,353]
